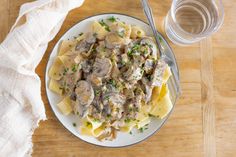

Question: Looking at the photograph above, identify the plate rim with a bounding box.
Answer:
[44,12,178,148]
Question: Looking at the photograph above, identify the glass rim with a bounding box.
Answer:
[170,0,225,38]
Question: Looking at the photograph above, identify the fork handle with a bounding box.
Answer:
[141,0,163,56]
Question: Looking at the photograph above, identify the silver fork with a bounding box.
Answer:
[141,0,181,99]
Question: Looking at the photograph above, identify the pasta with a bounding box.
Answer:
[57,96,72,115]
[48,16,173,141]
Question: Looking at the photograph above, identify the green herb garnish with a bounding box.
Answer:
[86,122,92,127]
[139,127,144,133]
[104,95,110,101]
[72,123,76,127]
[79,32,84,36]
[127,50,132,56]
[93,118,100,123]
[147,44,153,48]
[95,89,100,96]
[107,16,116,22]
[146,74,152,81]
[124,118,131,123]
[129,131,132,135]
[148,113,155,117]
[108,79,117,88]
[99,19,110,32]
[71,64,78,72]
[91,48,96,53]
[158,36,162,43]
[63,67,69,75]
[127,44,141,56]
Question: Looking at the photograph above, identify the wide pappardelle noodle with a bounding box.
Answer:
[49,16,173,141]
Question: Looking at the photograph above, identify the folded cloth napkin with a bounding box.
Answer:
[0,0,84,156]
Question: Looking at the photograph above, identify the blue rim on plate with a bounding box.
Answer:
[44,13,180,148]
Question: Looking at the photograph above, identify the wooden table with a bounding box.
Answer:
[1,0,236,157]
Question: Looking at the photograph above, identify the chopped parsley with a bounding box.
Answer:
[128,107,133,112]
[146,74,152,81]
[99,19,110,32]
[139,127,144,133]
[124,118,131,123]
[129,131,132,135]
[91,48,96,53]
[95,89,100,96]
[86,122,92,127]
[63,67,69,75]
[71,64,78,72]
[139,125,149,133]
[108,79,117,88]
[107,16,116,22]
[127,50,132,56]
[147,44,153,48]
[158,36,162,43]
[93,118,100,123]
[148,113,155,117]
[132,44,141,51]
[104,95,110,101]
[79,32,84,36]
[72,123,76,127]
[127,44,141,56]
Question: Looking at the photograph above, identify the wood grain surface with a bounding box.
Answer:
[0,0,236,157]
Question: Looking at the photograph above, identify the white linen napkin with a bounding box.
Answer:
[0,0,84,156]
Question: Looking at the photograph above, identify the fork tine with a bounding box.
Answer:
[169,67,181,99]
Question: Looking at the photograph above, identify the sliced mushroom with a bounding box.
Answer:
[140,37,158,59]
[102,92,126,107]
[75,40,91,53]
[74,80,94,110]
[81,60,92,73]
[81,43,94,57]
[144,59,155,74]
[93,58,112,78]
[88,98,104,120]
[150,59,167,87]
[133,55,145,65]
[123,65,143,81]
[86,74,102,87]
[142,77,154,102]
[102,92,126,119]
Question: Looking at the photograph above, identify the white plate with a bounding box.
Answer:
[45,13,178,147]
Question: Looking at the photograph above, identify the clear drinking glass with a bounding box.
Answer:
[164,0,224,45]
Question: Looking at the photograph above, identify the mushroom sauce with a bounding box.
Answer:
[49,17,172,141]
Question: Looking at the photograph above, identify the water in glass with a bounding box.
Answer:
[165,0,224,45]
